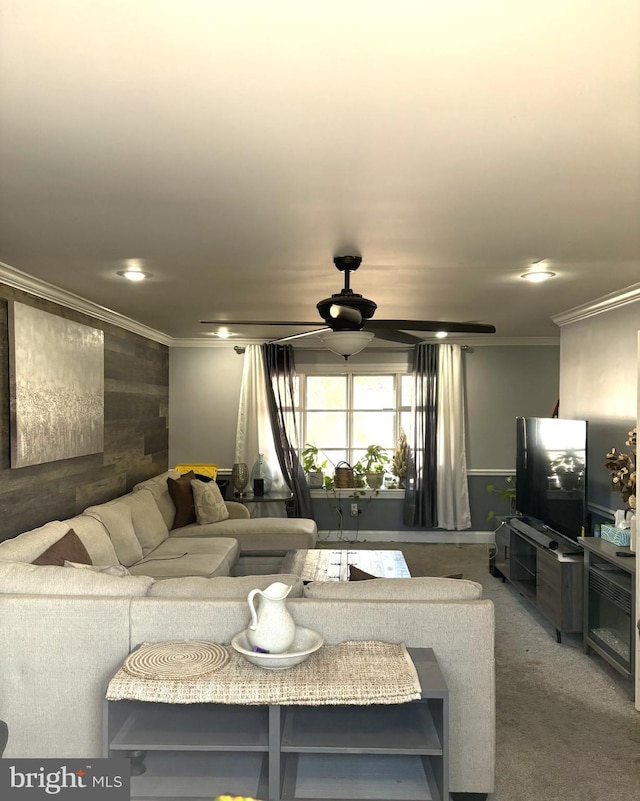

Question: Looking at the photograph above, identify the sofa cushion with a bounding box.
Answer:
[132,470,181,529]
[149,573,304,598]
[225,501,251,520]
[0,521,71,563]
[127,537,239,579]
[123,491,170,556]
[31,529,92,566]
[168,517,318,552]
[83,500,144,567]
[303,576,483,600]
[191,479,229,525]
[67,515,120,565]
[167,471,197,528]
[64,560,132,577]
[0,561,153,596]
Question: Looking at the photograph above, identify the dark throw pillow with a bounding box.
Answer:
[32,529,92,566]
[167,471,197,529]
[348,565,379,581]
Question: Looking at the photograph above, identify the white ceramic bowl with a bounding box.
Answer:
[231,626,324,669]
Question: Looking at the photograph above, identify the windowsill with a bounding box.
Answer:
[310,488,406,500]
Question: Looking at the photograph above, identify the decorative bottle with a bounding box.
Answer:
[251,453,272,493]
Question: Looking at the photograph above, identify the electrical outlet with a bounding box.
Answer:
[350,503,359,517]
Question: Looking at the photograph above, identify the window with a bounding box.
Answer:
[302,372,412,469]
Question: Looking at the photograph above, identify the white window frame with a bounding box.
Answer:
[299,369,411,469]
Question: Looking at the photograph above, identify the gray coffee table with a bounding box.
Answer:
[280,548,411,582]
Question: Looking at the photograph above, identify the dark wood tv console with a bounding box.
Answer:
[493,517,584,642]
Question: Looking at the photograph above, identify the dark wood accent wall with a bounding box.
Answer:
[0,284,169,541]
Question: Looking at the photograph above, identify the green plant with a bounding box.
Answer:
[486,476,516,521]
[301,444,327,474]
[357,444,390,473]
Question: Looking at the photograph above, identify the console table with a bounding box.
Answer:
[493,517,583,642]
[103,647,448,801]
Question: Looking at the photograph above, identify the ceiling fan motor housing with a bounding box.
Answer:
[317,255,377,329]
[316,292,377,330]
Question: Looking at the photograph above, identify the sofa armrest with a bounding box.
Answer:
[225,501,251,519]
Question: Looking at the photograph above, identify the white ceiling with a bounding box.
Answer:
[1,1,639,345]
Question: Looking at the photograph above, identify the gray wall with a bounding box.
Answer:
[464,345,560,470]
[0,284,169,541]
[558,301,639,516]
[169,346,244,468]
[169,343,560,531]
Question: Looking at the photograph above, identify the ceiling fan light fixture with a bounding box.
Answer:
[318,330,375,360]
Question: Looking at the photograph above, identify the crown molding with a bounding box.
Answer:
[453,337,559,346]
[170,336,560,349]
[0,261,561,350]
[0,262,172,345]
[552,283,640,327]
[170,337,267,348]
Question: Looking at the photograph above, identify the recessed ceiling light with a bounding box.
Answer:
[215,328,232,339]
[117,269,150,282]
[435,331,448,339]
[520,270,556,283]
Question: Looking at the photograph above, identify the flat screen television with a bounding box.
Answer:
[515,417,588,543]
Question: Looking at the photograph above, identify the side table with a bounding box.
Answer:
[236,490,294,518]
[103,647,449,801]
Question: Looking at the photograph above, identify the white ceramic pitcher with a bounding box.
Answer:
[246,581,296,654]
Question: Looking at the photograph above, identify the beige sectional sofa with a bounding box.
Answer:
[133,469,319,561]
[0,469,495,798]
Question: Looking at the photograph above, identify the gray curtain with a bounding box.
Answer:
[403,343,438,527]
[262,344,312,518]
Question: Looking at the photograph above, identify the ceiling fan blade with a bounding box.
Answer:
[200,320,320,326]
[365,328,424,345]
[366,320,496,334]
[270,328,331,344]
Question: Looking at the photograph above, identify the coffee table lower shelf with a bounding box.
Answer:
[103,648,448,801]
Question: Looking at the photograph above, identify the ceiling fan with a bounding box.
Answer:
[202,256,496,358]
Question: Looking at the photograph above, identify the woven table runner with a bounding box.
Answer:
[106,640,421,706]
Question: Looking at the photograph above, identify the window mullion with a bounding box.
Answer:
[347,373,354,466]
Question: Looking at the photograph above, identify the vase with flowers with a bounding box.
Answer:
[604,427,636,550]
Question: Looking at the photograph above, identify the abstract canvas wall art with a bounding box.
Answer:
[9,302,104,468]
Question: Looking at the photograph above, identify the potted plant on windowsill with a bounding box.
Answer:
[301,444,327,488]
[392,428,410,489]
[356,444,390,490]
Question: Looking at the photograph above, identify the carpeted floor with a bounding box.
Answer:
[319,540,640,800]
